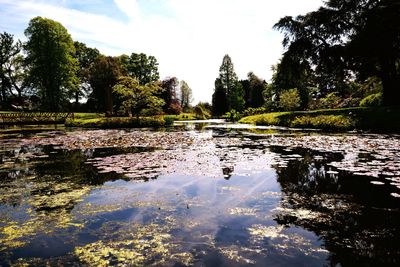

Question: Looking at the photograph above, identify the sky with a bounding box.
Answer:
[0,0,323,103]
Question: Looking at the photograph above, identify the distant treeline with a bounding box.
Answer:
[0,17,193,117]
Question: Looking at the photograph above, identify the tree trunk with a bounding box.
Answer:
[105,86,113,117]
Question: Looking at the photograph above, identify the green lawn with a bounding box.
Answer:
[239,107,400,132]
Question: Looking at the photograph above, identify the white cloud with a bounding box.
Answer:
[113,0,140,19]
[0,0,323,103]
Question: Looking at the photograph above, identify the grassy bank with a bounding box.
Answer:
[66,116,172,129]
[239,107,400,132]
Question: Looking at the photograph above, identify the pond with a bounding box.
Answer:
[0,122,399,266]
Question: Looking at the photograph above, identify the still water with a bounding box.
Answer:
[0,122,399,266]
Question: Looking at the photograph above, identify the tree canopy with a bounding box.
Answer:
[0,32,24,106]
[274,0,400,105]
[112,76,164,119]
[212,55,244,115]
[24,16,79,111]
[88,56,123,115]
[120,53,159,85]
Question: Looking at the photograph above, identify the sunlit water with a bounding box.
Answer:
[0,122,399,266]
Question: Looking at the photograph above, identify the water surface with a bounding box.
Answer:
[0,122,399,266]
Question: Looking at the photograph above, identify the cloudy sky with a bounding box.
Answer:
[0,0,323,103]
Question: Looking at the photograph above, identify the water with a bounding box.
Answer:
[0,122,399,266]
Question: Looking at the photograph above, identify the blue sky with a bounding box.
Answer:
[0,0,323,103]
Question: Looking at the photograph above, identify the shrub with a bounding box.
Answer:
[242,107,268,117]
[279,89,301,111]
[163,116,175,126]
[290,115,354,130]
[319,92,341,109]
[223,109,242,122]
[359,93,382,107]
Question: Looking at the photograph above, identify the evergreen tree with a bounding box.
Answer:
[212,78,228,116]
[212,54,244,114]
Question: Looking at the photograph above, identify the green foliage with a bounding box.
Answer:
[179,80,192,111]
[73,41,100,103]
[247,72,266,108]
[212,55,244,115]
[229,82,245,112]
[290,115,354,130]
[119,53,159,85]
[279,89,301,111]
[88,56,123,115]
[242,107,268,117]
[112,76,164,119]
[66,116,167,128]
[274,0,400,106]
[223,109,242,122]
[240,107,400,132]
[194,105,210,120]
[0,32,24,106]
[24,17,79,111]
[212,78,228,116]
[359,93,383,107]
[319,92,342,109]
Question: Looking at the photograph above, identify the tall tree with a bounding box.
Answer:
[212,55,244,113]
[88,56,122,115]
[247,72,266,108]
[274,0,400,105]
[73,41,100,104]
[212,78,228,115]
[122,53,160,85]
[179,80,192,111]
[160,77,181,114]
[24,17,79,111]
[219,55,238,110]
[0,32,24,107]
[113,76,164,120]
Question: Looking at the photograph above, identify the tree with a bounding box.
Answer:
[24,17,79,111]
[179,80,192,111]
[247,72,266,108]
[121,53,160,85]
[212,78,228,116]
[160,77,181,114]
[112,76,164,119]
[212,54,244,114]
[0,32,24,107]
[73,41,100,104]
[229,82,245,112]
[274,0,400,106]
[88,56,122,115]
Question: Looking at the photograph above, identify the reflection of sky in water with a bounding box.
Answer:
[1,126,399,266]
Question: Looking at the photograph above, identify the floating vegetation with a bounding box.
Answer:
[74,222,193,267]
[1,127,400,266]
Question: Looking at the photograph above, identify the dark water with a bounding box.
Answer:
[0,123,399,266]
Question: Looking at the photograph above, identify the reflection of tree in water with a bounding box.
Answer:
[271,146,400,267]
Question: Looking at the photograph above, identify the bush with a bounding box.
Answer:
[163,116,175,126]
[279,89,301,111]
[359,93,382,107]
[166,102,182,115]
[223,109,242,122]
[66,116,167,128]
[319,92,341,109]
[242,107,268,117]
[290,115,354,130]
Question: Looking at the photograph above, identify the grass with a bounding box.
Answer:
[239,107,400,132]
[65,116,172,128]
[163,113,197,121]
